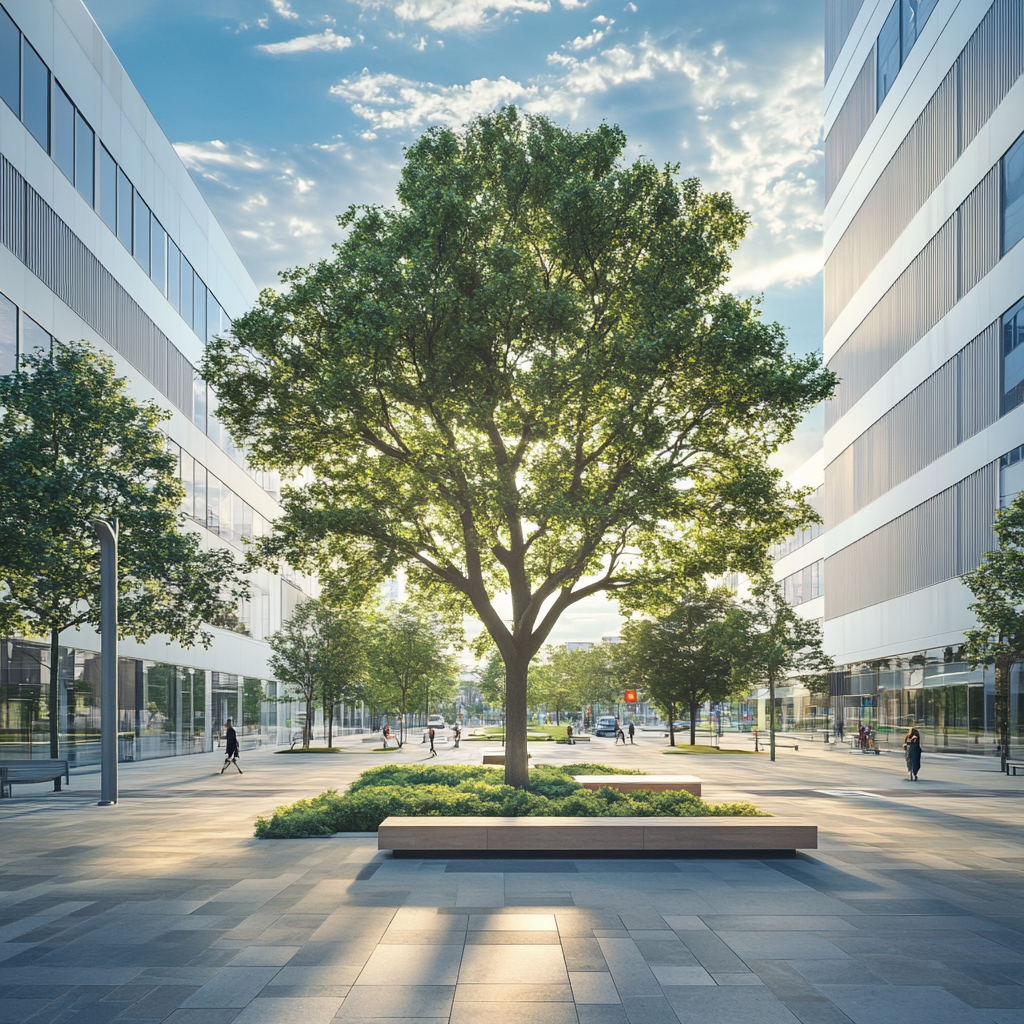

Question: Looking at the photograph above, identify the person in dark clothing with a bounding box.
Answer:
[628,722,635,744]
[904,727,922,780]
[221,719,242,774]
[428,727,437,757]
[566,723,575,745]
[835,719,845,742]
[615,718,626,744]
[453,723,461,748]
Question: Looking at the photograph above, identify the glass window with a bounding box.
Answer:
[22,313,50,354]
[1001,445,1024,508]
[0,6,19,117]
[116,167,132,250]
[207,290,221,343]
[193,375,207,432]
[75,111,94,206]
[207,474,222,534]
[151,218,167,295]
[1003,132,1024,256]
[180,256,194,329]
[1003,297,1024,415]
[193,273,207,341]
[180,450,194,517]
[133,191,151,275]
[0,291,17,374]
[98,145,116,231]
[52,81,74,182]
[167,239,181,311]
[901,0,936,62]
[21,39,49,151]
[194,463,207,529]
[877,1,901,109]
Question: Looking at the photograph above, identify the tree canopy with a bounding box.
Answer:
[202,106,835,787]
[0,341,248,763]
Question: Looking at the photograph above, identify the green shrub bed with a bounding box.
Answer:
[254,762,766,839]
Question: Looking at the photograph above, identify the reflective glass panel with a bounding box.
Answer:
[193,273,207,341]
[877,1,901,109]
[1003,297,1024,415]
[98,145,116,230]
[116,168,132,250]
[75,111,94,205]
[167,239,181,311]
[207,290,221,343]
[0,290,16,373]
[193,375,207,432]
[207,474,222,533]
[180,451,194,518]
[1003,132,1024,256]
[194,464,207,530]
[133,191,151,274]
[21,39,49,151]
[180,256,194,329]
[52,81,74,181]
[22,313,49,354]
[0,6,19,117]
[901,0,936,61]
[151,218,167,295]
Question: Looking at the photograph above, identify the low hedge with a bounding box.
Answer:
[254,762,765,839]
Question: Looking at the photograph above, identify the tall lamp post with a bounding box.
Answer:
[94,518,118,806]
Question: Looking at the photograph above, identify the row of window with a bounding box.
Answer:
[876,0,937,108]
[1002,294,1024,414]
[0,291,51,372]
[782,560,825,607]
[770,522,824,562]
[0,4,228,345]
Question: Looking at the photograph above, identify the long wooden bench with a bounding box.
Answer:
[377,815,817,855]
[482,754,531,765]
[573,775,702,796]
[0,758,70,797]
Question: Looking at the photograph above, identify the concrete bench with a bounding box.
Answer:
[556,735,591,743]
[573,775,702,796]
[482,754,531,765]
[0,758,70,797]
[1006,760,1024,776]
[377,815,817,855]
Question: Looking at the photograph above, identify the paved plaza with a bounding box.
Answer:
[2,737,1024,1023]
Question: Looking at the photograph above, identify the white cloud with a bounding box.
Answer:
[270,0,300,18]
[564,26,610,50]
[350,0,551,30]
[331,71,539,129]
[259,29,355,54]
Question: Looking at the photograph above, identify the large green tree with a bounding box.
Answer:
[963,495,1024,771]
[202,107,834,788]
[621,586,743,747]
[0,341,248,777]
[736,577,832,761]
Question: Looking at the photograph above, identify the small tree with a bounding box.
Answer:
[267,600,323,748]
[621,586,742,747]
[962,495,1024,771]
[0,341,248,778]
[319,603,368,748]
[736,577,832,761]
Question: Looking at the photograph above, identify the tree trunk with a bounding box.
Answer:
[769,675,777,762]
[304,696,312,748]
[996,653,1011,772]
[326,703,333,748]
[667,702,676,747]
[689,700,698,747]
[49,628,61,790]
[504,657,530,789]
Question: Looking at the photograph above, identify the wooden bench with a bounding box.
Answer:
[573,775,702,796]
[377,815,817,855]
[0,758,70,797]
[1006,760,1024,776]
[482,754,531,765]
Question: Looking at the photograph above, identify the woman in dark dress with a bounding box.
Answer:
[904,727,922,781]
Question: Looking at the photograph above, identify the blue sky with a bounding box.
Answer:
[87,0,826,642]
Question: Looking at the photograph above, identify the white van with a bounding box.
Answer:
[427,714,446,729]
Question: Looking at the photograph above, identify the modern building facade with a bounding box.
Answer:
[822,0,1024,753]
[0,0,329,764]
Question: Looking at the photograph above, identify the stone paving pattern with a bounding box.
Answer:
[2,735,1024,1022]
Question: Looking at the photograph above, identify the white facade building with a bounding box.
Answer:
[822,0,1024,752]
[0,0,313,762]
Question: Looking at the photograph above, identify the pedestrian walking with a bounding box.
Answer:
[628,722,635,744]
[836,719,845,742]
[904,727,922,780]
[220,719,242,774]
[566,723,575,746]
[858,723,867,750]
[381,721,390,749]
[615,718,626,744]
[428,727,437,757]
[453,722,461,748]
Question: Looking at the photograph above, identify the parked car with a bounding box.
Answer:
[427,714,446,729]
[594,716,619,737]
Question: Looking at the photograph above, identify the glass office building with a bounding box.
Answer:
[0,0,318,764]
[820,0,1024,754]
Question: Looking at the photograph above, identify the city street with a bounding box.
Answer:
[2,738,1024,1023]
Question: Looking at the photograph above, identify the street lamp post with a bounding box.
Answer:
[94,518,118,806]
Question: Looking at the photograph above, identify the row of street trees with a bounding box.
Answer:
[268,596,459,749]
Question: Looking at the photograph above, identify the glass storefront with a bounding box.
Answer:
[0,639,271,765]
